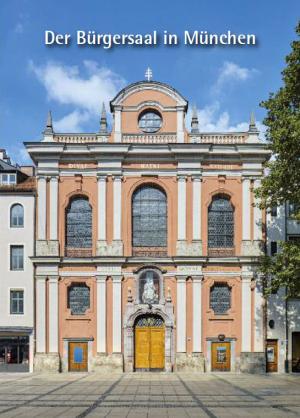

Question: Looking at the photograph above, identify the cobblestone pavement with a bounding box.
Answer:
[0,373,300,417]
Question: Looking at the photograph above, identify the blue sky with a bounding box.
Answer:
[0,0,299,164]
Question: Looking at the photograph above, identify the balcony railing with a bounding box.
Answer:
[132,247,168,257]
[122,133,177,144]
[208,247,235,257]
[65,247,92,258]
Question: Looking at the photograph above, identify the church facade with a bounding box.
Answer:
[25,79,270,373]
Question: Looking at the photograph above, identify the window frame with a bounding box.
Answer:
[208,195,234,250]
[10,289,24,315]
[210,282,232,315]
[132,184,168,249]
[10,203,24,228]
[138,109,163,134]
[10,245,24,271]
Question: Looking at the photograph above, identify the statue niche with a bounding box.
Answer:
[139,270,160,304]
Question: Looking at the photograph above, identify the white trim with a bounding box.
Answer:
[113,177,122,240]
[192,178,201,240]
[253,179,262,240]
[97,176,106,241]
[176,277,186,352]
[48,277,58,353]
[177,177,186,240]
[49,177,58,240]
[36,277,46,353]
[192,277,202,352]
[112,276,122,353]
[242,178,251,240]
[96,276,106,353]
[37,176,47,240]
[241,277,252,352]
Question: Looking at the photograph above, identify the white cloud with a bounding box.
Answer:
[212,61,258,94]
[187,101,265,136]
[29,60,126,131]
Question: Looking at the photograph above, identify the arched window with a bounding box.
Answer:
[210,282,231,314]
[10,204,24,227]
[66,197,92,257]
[208,196,234,255]
[132,185,167,256]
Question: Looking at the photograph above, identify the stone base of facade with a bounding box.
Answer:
[176,240,202,256]
[174,353,205,372]
[241,240,264,256]
[96,240,123,256]
[239,352,266,373]
[36,240,59,256]
[91,353,123,373]
[34,353,60,372]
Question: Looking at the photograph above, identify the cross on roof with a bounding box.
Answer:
[145,67,153,82]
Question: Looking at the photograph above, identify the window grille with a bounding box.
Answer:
[135,315,164,327]
[210,283,231,314]
[132,186,167,248]
[66,197,92,250]
[208,196,234,248]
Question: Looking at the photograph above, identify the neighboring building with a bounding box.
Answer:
[25,78,271,373]
[0,149,35,372]
[266,203,300,373]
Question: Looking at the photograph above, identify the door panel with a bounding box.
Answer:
[212,342,231,371]
[135,325,165,370]
[266,340,278,372]
[135,328,150,369]
[292,333,300,372]
[69,342,88,372]
[150,328,165,369]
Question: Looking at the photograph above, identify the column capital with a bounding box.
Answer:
[49,175,59,182]
[177,175,187,182]
[176,276,187,283]
[36,275,47,281]
[48,276,59,283]
[112,275,123,283]
[96,275,107,283]
[192,176,202,182]
[37,175,47,181]
[192,275,204,283]
[241,176,251,182]
[97,175,107,182]
[112,175,123,182]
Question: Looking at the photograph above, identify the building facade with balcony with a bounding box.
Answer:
[0,150,35,372]
[25,79,270,373]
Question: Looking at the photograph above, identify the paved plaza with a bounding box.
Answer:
[0,373,299,417]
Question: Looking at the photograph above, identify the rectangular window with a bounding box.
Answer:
[271,206,277,217]
[10,246,24,270]
[0,174,16,185]
[1,174,8,185]
[10,290,24,314]
[288,202,300,217]
[271,241,277,256]
[289,236,300,243]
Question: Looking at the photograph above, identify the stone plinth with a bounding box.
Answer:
[174,353,205,372]
[36,240,59,257]
[34,353,60,372]
[239,352,266,373]
[96,240,123,256]
[91,353,123,373]
[176,240,202,256]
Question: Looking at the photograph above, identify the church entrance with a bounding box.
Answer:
[134,315,165,371]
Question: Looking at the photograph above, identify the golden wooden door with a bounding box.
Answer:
[212,342,231,371]
[266,340,278,372]
[69,342,88,372]
[135,326,165,370]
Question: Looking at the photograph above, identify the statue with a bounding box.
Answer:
[142,272,158,304]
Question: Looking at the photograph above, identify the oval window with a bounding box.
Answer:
[138,110,162,133]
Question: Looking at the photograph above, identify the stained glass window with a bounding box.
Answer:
[135,315,164,327]
[132,186,167,247]
[208,196,234,248]
[138,110,162,133]
[210,283,231,314]
[66,197,92,249]
[68,283,90,315]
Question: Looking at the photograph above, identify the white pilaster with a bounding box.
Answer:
[96,276,106,353]
[48,276,58,353]
[177,107,185,143]
[49,177,58,240]
[177,176,186,241]
[113,177,122,241]
[176,277,186,352]
[37,176,47,240]
[241,269,252,352]
[192,177,202,240]
[114,107,122,142]
[192,276,203,352]
[242,178,251,240]
[97,176,107,241]
[112,276,122,353]
[36,276,46,353]
[254,278,264,352]
[253,179,262,240]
